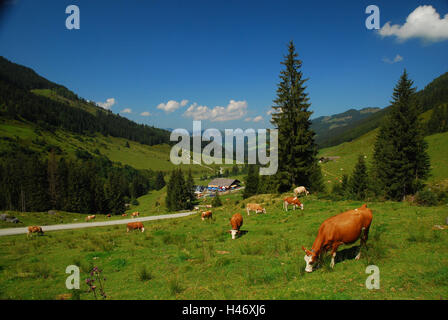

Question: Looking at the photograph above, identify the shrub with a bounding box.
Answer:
[211,192,222,207]
[131,198,139,206]
[415,189,438,206]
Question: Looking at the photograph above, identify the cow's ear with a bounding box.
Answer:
[302,246,310,255]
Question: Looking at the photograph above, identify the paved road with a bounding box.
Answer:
[0,211,197,237]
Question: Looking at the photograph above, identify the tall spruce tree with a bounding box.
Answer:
[243,165,259,199]
[349,155,369,200]
[373,70,430,201]
[270,41,323,193]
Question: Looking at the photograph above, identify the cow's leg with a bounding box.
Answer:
[356,226,370,260]
[330,244,340,268]
[246,208,250,216]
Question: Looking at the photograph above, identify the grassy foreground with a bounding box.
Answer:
[0,193,447,300]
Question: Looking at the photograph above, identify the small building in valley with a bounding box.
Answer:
[207,178,241,191]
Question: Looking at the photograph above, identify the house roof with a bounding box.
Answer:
[208,178,241,187]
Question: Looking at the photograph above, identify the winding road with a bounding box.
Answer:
[0,211,197,237]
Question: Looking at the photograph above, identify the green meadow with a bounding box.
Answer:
[319,130,448,188]
[0,193,447,300]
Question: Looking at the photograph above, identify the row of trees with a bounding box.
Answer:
[0,150,166,214]
[427,103,448,135]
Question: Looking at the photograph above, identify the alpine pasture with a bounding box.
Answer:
[0,192,447,300]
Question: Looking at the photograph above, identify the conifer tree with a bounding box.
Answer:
[243,165,259,199]
[155,171,166,190]
[270,41,323,193]
[373,70,430,200]
[349,155,369,200]
[185,169,195,208]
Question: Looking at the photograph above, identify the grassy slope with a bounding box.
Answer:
[318,130,448,188]
[0,194,447,300]
[0,118,218,174]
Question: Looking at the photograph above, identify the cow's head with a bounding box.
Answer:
[227,229,239,239]
[302,246,317,272]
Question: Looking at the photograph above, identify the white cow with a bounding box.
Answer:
[294,186,309,196]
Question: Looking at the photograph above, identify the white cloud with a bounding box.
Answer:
[253,115,263,122]
[96,98,116,110]
[379,5,448,43]
[157,99,189,113]
[382,54,403,64]
[140,111,151,116]
[183,100,248,122]
[244,117,252,122]
[266,110,274,115]
[121,108,132,114]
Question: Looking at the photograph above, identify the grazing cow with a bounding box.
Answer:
[106,214,111,218]
[302,204,373,272]
[201,211,213,221]
[283,197,303,211]
[27,226,44,238]
[122,213,127,217]
[194,206,200,211]
[246,203,266,215]
[85,215,96,221]
[206,204,212,208]
[127,222,145,233]
[131,211,140,218]
[294,186,309,196]
[227,213,243,239]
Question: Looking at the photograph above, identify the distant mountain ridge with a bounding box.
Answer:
[313,71,448,149]
[311,107,381,146]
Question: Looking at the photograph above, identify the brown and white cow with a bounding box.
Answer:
[302,204,373,272]
[205,204,212,208]
[127,222,145,233]
[106,214,111,218]
[27,226,44,238]
[294,186,309,196]
[246,203,266,216]
[131,211,140,218]
[283,197,303,211]
[85,215,96,221]
[227,213,243,239]
[122,213,128,217]
[201,210,213,221]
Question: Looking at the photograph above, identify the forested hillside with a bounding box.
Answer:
[0,56,170,146]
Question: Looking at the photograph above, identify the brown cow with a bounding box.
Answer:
[246,203,266,215]
[201,211,212,221]
[131,211,140,218]
[122,213,128,217]
[85,215,96,221]
[127,222,145,233]
[27,226,44,238]
[283,197,303,211]
[227,213,243,239]
[106,214,111,218]
[302,204,373,272]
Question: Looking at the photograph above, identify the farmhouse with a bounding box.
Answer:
[207,178,241,191]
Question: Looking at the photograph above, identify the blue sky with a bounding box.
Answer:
[1,0,448,131]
